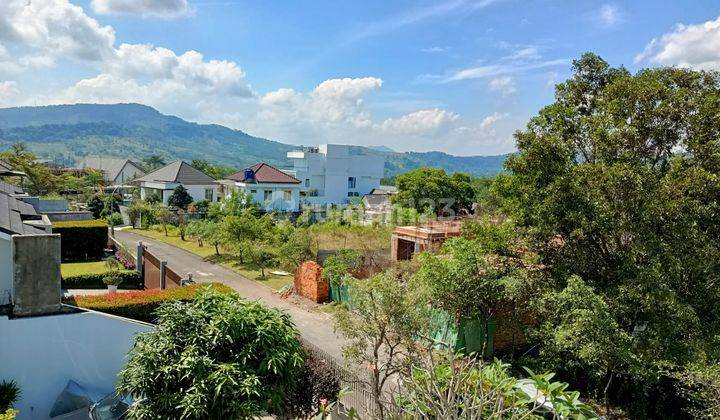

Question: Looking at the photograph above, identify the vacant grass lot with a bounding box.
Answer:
[61,261,110,277]
[127,226,292,290]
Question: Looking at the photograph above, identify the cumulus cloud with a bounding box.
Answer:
[480,112,508,130]
[636,16,720,70]
[91,0,192,18]
[380,109,459,134]
[488,76,517,97]
[0,0,115,62]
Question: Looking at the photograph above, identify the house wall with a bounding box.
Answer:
[141,182,217,205]
[112,163,145,185]
[0,312,152,420]
[0,234,12,305]
[288,144,384,206]
[223,182,300,212]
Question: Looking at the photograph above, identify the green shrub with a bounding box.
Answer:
[62,270,141,289]
[0,380,20,412]
[102,276,123,286]
[0,409,17,420]
[64,283,235,323]
[53,220,108,262]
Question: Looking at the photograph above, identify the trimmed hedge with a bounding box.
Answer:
[64,283,235,323]
[53,220,109,262]
[61,270,141,290]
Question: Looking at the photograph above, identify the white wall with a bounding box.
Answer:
[0,234,12,305]
[113,163,145,185]
[288,144,384,206]
[140,182,217,205]
[0,311,151,419]
[222,182,300,212]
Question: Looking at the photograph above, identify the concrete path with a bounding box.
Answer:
[114,230,346,360]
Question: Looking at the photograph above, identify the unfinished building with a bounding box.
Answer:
[390,220,463,261]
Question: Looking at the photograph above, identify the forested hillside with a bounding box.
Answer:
[0,104,507,176]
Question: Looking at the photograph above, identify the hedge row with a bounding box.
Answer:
[61,270,142,290]
[64,283,235,323]
[53,220,109,262]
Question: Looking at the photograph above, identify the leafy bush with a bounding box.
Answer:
[0,380,20,412]
[117,288,304,418]
[102,276,123,286]
[61,270,141,290]
[0,409,17,420]
[283,350,341,418]
[64,283,234,323]
[53,219,108,262]
[167,185,193,209]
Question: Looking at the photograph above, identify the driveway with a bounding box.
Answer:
[114,230,346,360]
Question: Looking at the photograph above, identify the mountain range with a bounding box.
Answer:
[0,103,508,177]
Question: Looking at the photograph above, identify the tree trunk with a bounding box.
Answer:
[604,370,614,419]
[214,243,219,255]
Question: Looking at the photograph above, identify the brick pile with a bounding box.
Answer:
[294,261,329,303]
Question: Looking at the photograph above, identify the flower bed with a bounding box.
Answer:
[64,283,235,323]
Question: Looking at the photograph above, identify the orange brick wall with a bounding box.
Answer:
[294,261,329,303]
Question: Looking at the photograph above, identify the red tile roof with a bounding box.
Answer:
[225,163,301,184]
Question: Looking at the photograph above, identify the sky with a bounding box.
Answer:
[0,1,718,156]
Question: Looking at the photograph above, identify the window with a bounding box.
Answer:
[305,178,310,187]
[264,190,272,201]
[205,188,213,201]
[348,177,356,189]
[347,191,359,197]
[283,190,292,201]
[250,189,257,194]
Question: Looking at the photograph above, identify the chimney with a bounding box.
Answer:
[12,234,62,316]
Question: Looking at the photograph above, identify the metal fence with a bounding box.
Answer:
[300,338,383,419]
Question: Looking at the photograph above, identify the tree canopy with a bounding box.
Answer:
[393,167,476,215]
[117,288,304,419]
[496,52,720,416]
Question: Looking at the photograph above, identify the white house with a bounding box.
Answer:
[79,157,146,187]
[219,163,302,212]
[287,144,385,206]
[136,161,218,205]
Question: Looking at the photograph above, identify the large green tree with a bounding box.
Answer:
[393,167,475,215]
[117,289,304,419]
[497,52,720,415]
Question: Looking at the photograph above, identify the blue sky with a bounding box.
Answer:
[0,1,718,155]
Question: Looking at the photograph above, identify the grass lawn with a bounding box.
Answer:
[61,261,110,277]
[128,227,293,291]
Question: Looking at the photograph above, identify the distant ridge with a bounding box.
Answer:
[0,103,508,177]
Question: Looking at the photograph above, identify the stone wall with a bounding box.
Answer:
[12,234,61,316]
[294,261,328,303]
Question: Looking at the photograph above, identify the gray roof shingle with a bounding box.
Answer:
[79,157,144,183]
[135,161,216,185]
[0,191,46,235]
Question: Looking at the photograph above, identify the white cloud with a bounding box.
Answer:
[91,0,192,18]
[0,81,19,106]
[636,16,720,70]
[480,112,508,130]
[380,109,459,134]
[488,76,517,97]
[440,58,569,83]
[597,4,623,27]
[0,0,116,62]
[421,46,446,53]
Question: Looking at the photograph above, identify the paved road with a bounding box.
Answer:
[114,230,346,360]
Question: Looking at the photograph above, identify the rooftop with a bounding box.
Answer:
[225,162,301,184]
[79,157,144,182]
[135,161,215,185]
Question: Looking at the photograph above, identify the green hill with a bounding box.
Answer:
[0,103,507,177]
